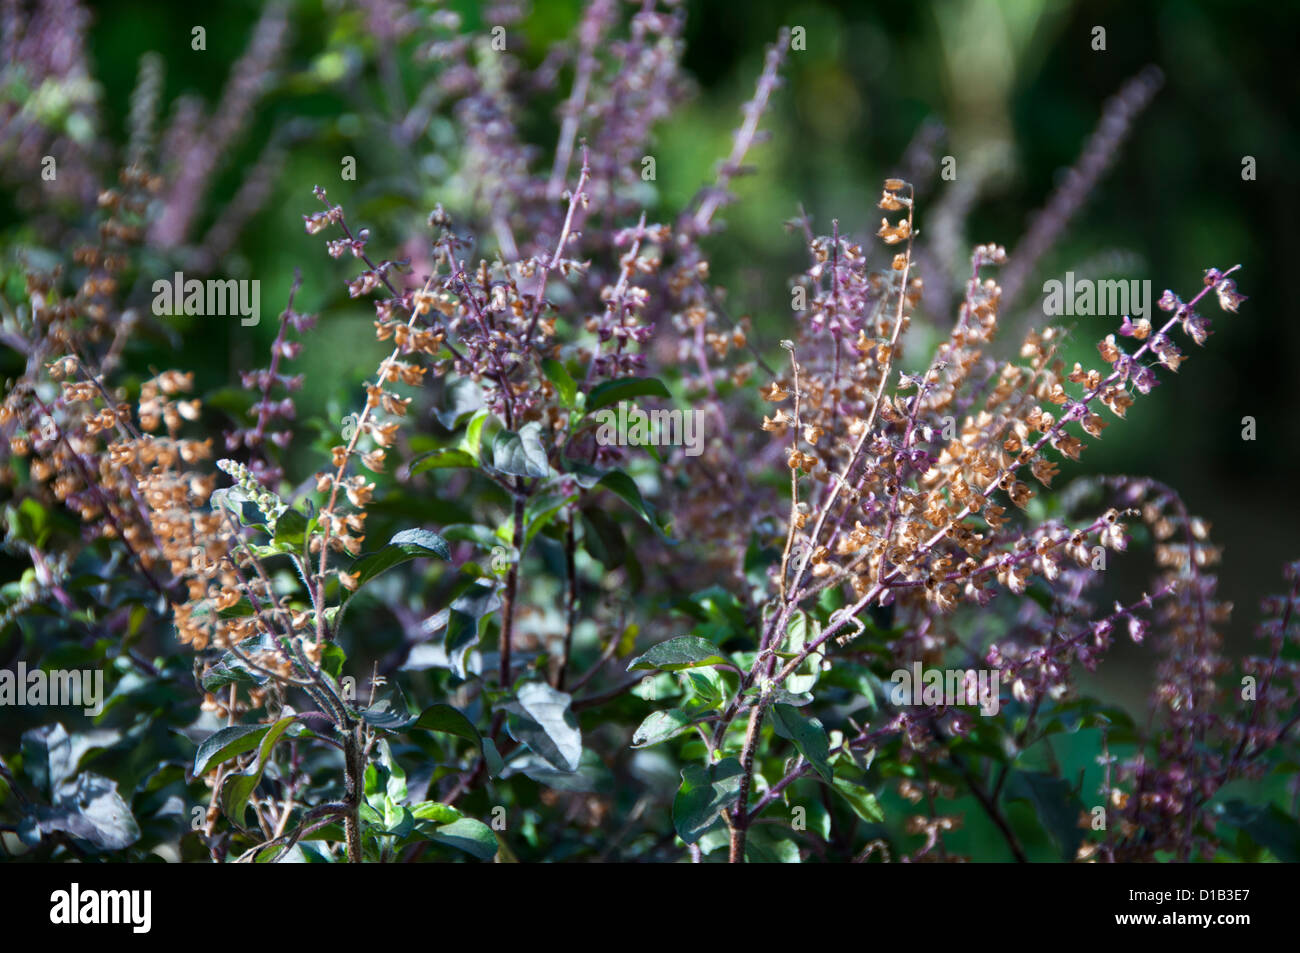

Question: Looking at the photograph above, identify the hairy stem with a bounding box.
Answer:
[729,702,766,863]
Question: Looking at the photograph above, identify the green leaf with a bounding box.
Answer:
[745,825,802,863]
[822,663,885,711]
[200,660,266,693]
[512,749,613,793]
[1219,800,1300,862]
[436,379,485,429]
[541,358,578,409]
[443,608,480,680]
[440,523,501,550]
[595,468,662,531]
[503,682,582,773]
[462,410,489,460]
[273,507,309,548]
[585,376,671,414]
[1039,698,1139,744]
[359,682,415,732]
[209,486,267,529]
[21,724,119,798]
[428,817,498,860]
[6,497,54,547]
[769,704,832,782]
[254,843,312,863]
[696,824,731,856]
[491,422,549,478]
[219,716,298,826]
[673,758,743,845]
[765,688,813,707]
[407,448,478,475]
[193,723,273,777]
[412,704,480,748]
[379,739,407,803]
[523,492,575,548]
[1006,770,1084,861]
[831,777,885,823]
[31,773,140,852]
[481,738,505,778]
[360,699,417,731]
[571,464,664,533]
[350,528,451,589]
[632,709,693,748]
[200,632,277,692]
[627,636,731,673]
[782,610,822,695]
[682,668,728,712]
[675,586,748,629]
[411,704,496,774]
[411,801,463,825]
[580,507,627,568]
[385,800,415,837]
[418,581,500,680]
[320,642,347,680]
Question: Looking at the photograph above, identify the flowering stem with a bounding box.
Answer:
[341,724,363,863]
[499,493,526,693]
[555,511,578,691]
[525,149,591,348]
[729,701,766,863]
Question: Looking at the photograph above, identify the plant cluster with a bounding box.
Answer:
[0,0,1295,863]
